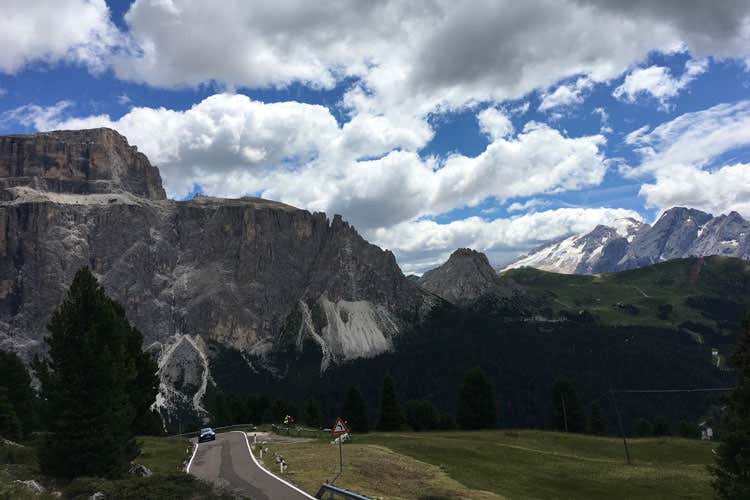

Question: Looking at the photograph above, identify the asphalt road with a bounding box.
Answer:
[187,431,314,499]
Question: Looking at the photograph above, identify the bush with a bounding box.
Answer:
[405,400,438,431]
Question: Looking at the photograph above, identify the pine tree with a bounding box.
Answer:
[303,398,321,428]
[342,386,369,433]
[551,378,584,433]
[116,302,161,435]
[458,367,496,430]
[711,316,750,498]
[405,399,438,431]
[0,350,36,437]
[378,375,405,431]
[0,387,22,440]
[35,268,147,478]
[588,401,606,435]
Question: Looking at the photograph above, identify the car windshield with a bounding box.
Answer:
[200,428,212,433]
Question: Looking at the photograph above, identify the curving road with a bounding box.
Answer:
[187,431,314,500]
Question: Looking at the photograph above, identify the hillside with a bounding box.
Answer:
[504,255,750,352]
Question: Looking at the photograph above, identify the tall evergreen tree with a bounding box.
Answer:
[405,399,438,431]
[712,316,750,498]
[588,401,606,435]
[35,268,152,478]
[117,302,161,435]
[0,387,22,440]
[551,378,584,433]
[303,398,321,428]
[458,367,496,430]
[0,350,36,437]
[378,376,406,431]
[342,386,369,433]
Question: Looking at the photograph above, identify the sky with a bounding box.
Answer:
[0,0,749,274]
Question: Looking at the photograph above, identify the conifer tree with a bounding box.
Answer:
[35,268,152,478]
[0,350,36,437]
[712,316,750,498]
[0,387,22,440]
[588,401,606,435]
[378,375,405,431]
[342,386,369,433]
[405,399,438,431]
[458,367,496,429]
[551,378,584,432]
[303,398,321,428]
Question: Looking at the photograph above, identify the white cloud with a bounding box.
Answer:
[0,0,119,74]
[625,100,750,217]
[6,94,609,234]
[507,199,548,213]
[370,207,642,274]
[477,108,514,139]
[538,77,592,112]
[592,107,613,134]
[107,0,750,125]
[613,59,708,109]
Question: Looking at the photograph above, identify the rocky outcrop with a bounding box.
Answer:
[0,128,166,200]
[0,128,428,425]
[419,248,521,306]
[504,209,750,274]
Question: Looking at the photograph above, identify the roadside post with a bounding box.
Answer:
[331,417,350,484]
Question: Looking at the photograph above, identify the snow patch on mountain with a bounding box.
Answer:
[504,208,750,274]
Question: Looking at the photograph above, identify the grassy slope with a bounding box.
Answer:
[264,430,716,500]
[504,256,750,333]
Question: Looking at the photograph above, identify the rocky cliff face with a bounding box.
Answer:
[0,128,429,425]
[419,248,521,306]
[0,129,166,200]
[504,209,750,274]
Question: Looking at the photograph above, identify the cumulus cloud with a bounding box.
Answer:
[613,59,708,109]
[625,100,750,216]
[538,77,593,112]
[4,94,608,233]
[370,207,643,274]
[105,0,750,123]
[0,0,119,74]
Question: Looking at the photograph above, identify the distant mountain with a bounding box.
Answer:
[418,248,520,305]
[503,208,750,274]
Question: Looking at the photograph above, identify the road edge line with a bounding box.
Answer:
[185,440,199,473]
[234,430,317,500]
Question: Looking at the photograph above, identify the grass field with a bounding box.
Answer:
[262,429,717,500]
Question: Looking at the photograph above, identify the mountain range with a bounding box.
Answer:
[503,208,750,274]
[0,128,743,431]
[0,128,432,425]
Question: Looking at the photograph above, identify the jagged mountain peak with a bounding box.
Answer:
[504,208,750,274]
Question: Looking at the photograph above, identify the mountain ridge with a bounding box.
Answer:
[0,128,432,425]
[503,208,750,274]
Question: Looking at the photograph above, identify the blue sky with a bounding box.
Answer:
[1,1,749,272]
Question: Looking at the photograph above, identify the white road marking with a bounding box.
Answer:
[186,440,199,473]
[233,431,317,500]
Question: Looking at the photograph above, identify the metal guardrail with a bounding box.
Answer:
[315,484,372,500]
